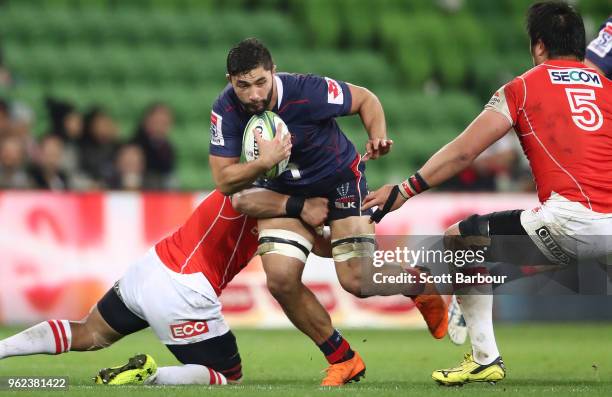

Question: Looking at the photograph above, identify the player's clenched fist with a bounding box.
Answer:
[301,197,329,228]
[254,123,292,170]
[363,138,393,161]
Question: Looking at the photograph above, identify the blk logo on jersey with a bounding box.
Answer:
[170,320,209,339]
[548,69,602,88]
[325,77,344,105]
[335,196,357,209]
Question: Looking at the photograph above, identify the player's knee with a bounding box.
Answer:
[337,271,364,298]
[444,215,490,251]
[266,273,300,300]
[259,229,311,299]
[443,222,465,251]
[71,308,121,351]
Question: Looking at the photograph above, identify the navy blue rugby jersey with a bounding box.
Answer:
[209,73,360,186]
[586,17,612,79]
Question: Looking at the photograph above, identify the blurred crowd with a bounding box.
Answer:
[438,133,535,193]
[0,42,531,193]
[0,92,531,193]
[0,97,177,191]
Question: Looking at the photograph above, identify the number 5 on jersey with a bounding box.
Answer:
[565,88,604,132]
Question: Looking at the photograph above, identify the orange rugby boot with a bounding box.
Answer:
[320,351,366,386]
[404,267,448,339]
[413,293,448,339]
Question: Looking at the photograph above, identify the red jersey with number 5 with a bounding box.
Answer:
[155,190,258,295]
[485,59,612,213]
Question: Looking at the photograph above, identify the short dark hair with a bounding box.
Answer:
[226,38,273,76]
[526,1,585,60]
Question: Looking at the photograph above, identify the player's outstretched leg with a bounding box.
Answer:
[0,304,122,360]
[330,215,448,339]
[0,320,72,359]
[316,225,448,340]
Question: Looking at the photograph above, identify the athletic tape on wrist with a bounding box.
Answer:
[370,185,400,224]
[398,172,429,199]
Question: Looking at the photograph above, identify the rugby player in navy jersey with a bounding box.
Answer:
[208,38,447,386]
[585,16,612,78]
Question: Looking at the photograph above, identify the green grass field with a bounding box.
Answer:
[0,324,610,396]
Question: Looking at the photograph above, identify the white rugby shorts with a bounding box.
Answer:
[520,192,612,266]
[117,249,230,345]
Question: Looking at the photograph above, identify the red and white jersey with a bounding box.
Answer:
[155,190,258,296]
[486,59,612,213]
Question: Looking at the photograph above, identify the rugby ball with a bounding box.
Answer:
[243,111,290,179]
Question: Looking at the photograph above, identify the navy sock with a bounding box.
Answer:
[318,329,355,364]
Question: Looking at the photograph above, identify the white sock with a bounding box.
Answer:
[457,294,500,365]
[147,364,228,385]
[0,320,72,359]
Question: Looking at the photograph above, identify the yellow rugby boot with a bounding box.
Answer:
[95,354,157,385]
[432,353,505,386]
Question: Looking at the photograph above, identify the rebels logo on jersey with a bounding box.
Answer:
[325,77,344,105]
[586,18,612,79]
[210,111,224,146]
[588,21,612,59]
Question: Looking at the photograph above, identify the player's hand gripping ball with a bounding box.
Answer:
[243,111,290,178]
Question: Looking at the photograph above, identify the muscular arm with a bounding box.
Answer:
[231,188,292,218]
[348,83,392,159]
[418,109,512,187]
[362,109,514,216]
[232,188,328,228]
[209,155,271,195]
[210,129,291,195]
[348,83,387,141]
